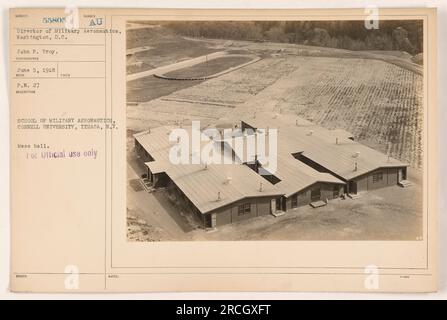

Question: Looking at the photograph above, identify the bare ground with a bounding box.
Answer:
[129,54,422,168]
[127,156,422,241]
[165,56,253,78]
[191,171,422,241]
[126,37,424,241]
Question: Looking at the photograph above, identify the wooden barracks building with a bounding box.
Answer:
[133,113,410,229]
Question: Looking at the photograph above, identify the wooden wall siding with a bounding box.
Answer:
[216,207,231,226]
[388,168,398,185]
[212,196,274,226]
[256,197,272,216]
[285,182,344,210]
[352,167,400,193]
[355,174,368,192]
[231,202,258,223]
[367,171,388,190]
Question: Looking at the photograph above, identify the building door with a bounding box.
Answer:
[398,168,403,182]
[349,181,357,194]
[148,169,153,183]
[311,188,321,202]
[276,197,282,211]
[204,214,212,228]
[333,185,340,198]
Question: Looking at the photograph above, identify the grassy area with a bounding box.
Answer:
[164,56,253,78]
[127,76,204,103]
[127,55,255,102]
[164,53,422,168]
[126,27,220,75]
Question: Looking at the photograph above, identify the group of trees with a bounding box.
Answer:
[164,20,423,54]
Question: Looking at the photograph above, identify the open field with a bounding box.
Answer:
[164,55,254,79]
[127,76,204,103]
[128,50,423,168]
[127,33,423,241]
[126,26,222,75]
[183,37,423,74]
[229,56,424,168]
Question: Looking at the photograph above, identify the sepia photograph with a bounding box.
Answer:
[126,20,423,242]
[7,6,441,295]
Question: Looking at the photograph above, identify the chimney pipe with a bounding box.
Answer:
[354,162,358,171]
[217,192,221,201]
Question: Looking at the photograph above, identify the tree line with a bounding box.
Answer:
[164,21,423,54]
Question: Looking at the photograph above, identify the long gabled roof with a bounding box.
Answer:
[241,112,408,181]
[134,126,281,214]
[221,132,345,197]
[133,111,407,214]
[271,155,344,197]
[164,163,281,214]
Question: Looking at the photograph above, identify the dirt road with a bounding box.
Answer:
[127,51,227,82]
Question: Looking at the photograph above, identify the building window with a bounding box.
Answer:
[291,195,298,208]
[238,203,251,216]
[372,172,383,183]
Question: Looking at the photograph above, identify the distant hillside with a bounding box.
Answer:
[163,20,423,55]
